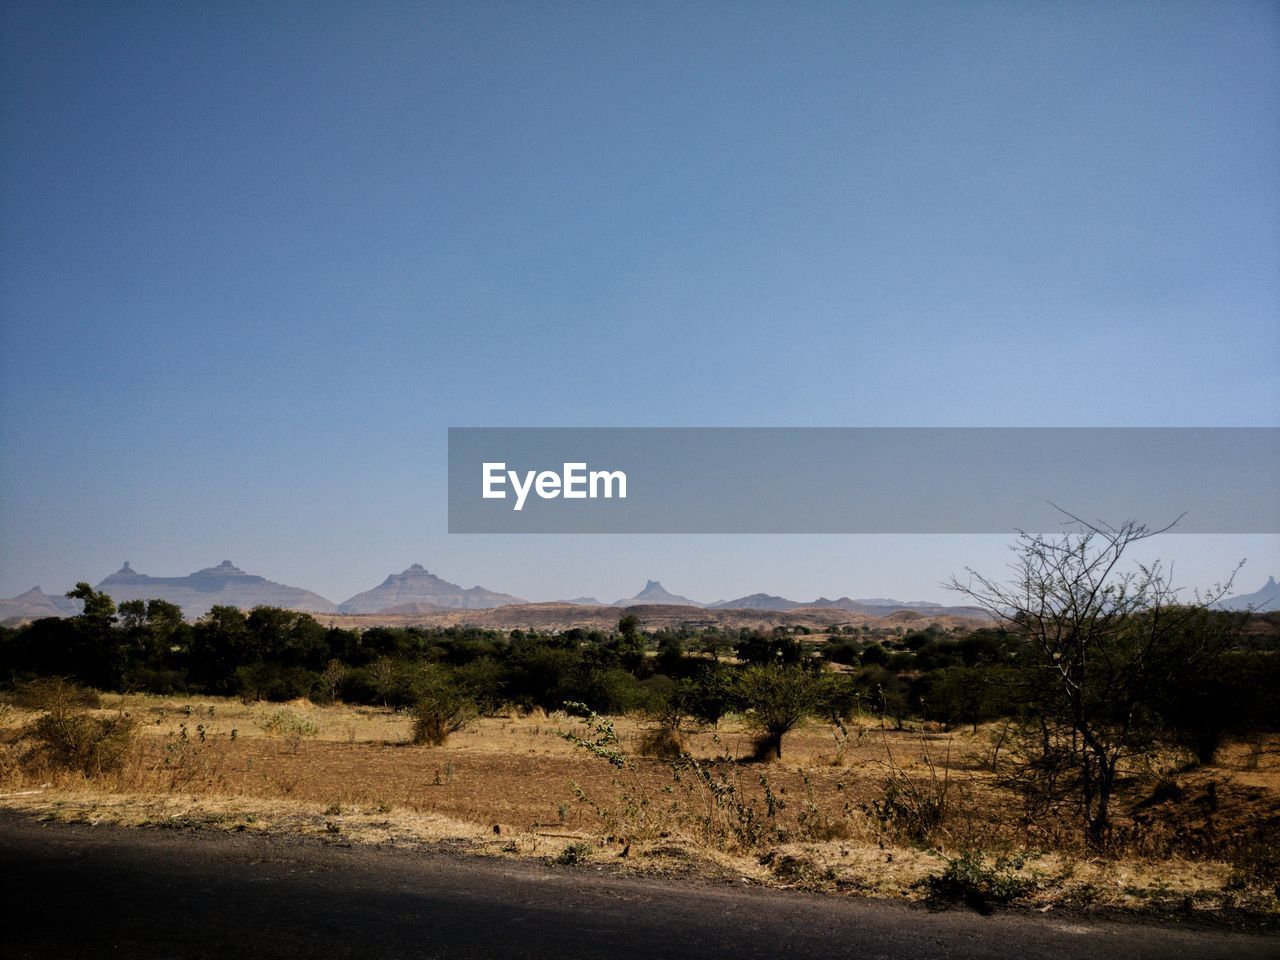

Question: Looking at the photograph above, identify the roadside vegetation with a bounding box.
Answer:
[1,520,1278,919]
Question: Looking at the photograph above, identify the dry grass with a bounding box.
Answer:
[1,692,1277,917]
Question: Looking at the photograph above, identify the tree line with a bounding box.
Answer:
[3,519,1279,847]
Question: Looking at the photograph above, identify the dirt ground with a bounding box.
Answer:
[1,693,1277,920]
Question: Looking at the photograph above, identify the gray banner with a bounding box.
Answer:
[448,428,1280,533]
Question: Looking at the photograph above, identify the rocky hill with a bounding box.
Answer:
[337,564,525,614]
[711,592,988,618]
[613,580,704,608]
[1216,576,1280,612]
[710,593,802,611]
[0,587,82,624]
[95,561,337,618]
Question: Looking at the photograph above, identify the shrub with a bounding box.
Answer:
[411,667,477,746]
[256,707,319,752]
[554,841,595,866]
[636,724,686,759]
[24,702,136,776]
[8,678,101,711]
[923,851,1030,914]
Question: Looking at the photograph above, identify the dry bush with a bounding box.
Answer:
[864,734,954,846]
[669,754,786,852]
[23,702,136,777]
[7,678,101,711]
[559,706,678,845]
[256,707,319,753]
[636,724,687,759]
[411,672,476,746]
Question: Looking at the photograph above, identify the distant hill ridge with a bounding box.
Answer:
[1215,576,1280,612]
[95,560,336,618]
[337,564,525,614]
[0,587,81,623]
[2,563,1045,622]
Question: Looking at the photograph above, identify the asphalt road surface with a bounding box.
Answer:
[1,814,1274,959]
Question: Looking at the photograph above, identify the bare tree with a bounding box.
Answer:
[947,512,1240,847]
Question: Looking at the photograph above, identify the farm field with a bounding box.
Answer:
[2,691,1277,922]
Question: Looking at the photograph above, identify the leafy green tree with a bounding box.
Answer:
[64,583,123,688]
[612,615,647,671]
[735,630,802,665]
[656,635,685,675]
[735,664,821,760]
[66,582,116,626]
[189,605,251,693]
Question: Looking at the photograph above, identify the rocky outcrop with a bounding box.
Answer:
[1216,576,1280,612]
[94,561,337,618]
[338,564,525,613]
[613,580,705,608]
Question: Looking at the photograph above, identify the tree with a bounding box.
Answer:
[947,514,1240,846]
[735,664,822,760]
[612,614,647,672]
[735,630,802,665]
[66,582,116,626]
[411,665,477,746]
[64,583,123,688]
[189,605,251,693]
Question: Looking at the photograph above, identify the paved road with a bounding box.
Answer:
[0,814,1273,959]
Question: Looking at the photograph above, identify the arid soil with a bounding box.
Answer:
[2,694,1278,920]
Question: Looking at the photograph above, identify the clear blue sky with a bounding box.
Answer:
[2,1,1277,605]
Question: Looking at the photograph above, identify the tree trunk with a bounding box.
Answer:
[753,729,783,761]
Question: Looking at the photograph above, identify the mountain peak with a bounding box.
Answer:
[190,560,250,577]
[615,580,704,608]
[338,566,525,614]
[103,561,142,580]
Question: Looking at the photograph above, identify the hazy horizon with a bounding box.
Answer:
[7,532,1277,610]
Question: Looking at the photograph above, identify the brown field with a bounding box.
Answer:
[2,691,1277,920]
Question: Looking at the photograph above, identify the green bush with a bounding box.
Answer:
[411,666,477,746]
[256,707,319,751]
[923,852,1029,914]
[554,841,595,866]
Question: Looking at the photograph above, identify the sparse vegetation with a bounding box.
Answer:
[16,680,136,776]
[0,531,1277,917]
[923,851,1031,914]
[256,707,319,752]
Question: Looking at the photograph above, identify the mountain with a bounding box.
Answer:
[0,586,82,623]
[711,593,803,611]
[856,597,942,608]
[706,594,987,617]
[563,597,606,606]
[799,596,989,617]
[614,580,704,608]
[1215,576,1280,612]
[338,564,525,614]
[95,561,337,618]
